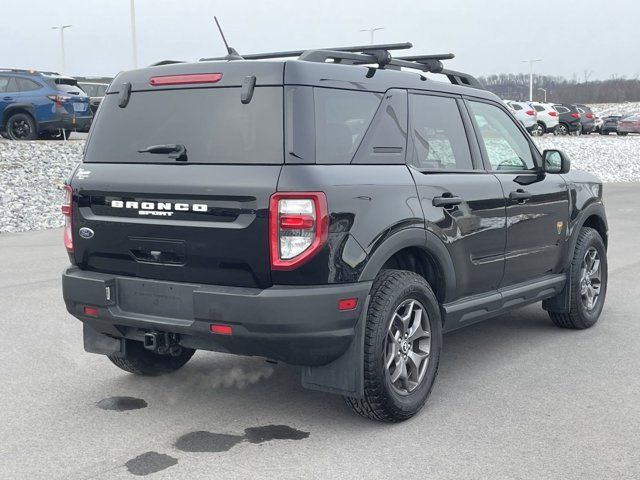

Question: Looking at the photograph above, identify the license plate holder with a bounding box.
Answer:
[117,278,195,320]
[73,102,86,112]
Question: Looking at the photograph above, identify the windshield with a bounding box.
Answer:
[84,86,284,164]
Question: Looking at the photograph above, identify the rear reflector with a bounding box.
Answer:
[586,113,594,119]
[83,306,98,316]
[338,298,358,311]
[149,73,223,86]
[210,324,233,335]
[571,112,580,119]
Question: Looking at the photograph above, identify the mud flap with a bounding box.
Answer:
[300,297,368,398]
[542,268,571,313]
[83,324,125,357]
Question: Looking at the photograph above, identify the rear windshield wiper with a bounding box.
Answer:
[138,144,188,161]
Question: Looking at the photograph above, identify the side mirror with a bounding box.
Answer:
[543,149,571,174]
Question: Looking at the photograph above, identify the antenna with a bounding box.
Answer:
[213,16,243,60]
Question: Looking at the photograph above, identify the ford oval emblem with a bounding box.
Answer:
[79,227,94,239]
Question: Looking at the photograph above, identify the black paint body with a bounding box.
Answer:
[62,59,608,394]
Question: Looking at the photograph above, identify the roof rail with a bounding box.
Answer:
[198,42,483,90]
[0,68,61,75]
[149,60,187,67]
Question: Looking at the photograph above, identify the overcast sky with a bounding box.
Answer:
[2,0,639,80]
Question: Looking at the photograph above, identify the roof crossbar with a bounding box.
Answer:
[198,42,483,90]
[199,42,413,62]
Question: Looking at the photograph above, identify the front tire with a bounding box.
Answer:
[549,227,607,329]
[108,339,195,376]
[345,270,442,422]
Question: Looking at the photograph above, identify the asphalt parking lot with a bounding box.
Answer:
[1,183,639,480]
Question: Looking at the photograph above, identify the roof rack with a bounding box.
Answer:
[199,42,482,90]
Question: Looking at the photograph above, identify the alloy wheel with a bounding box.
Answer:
[580,247,602,311]
[384,299,431,395]
[10,119,32,139]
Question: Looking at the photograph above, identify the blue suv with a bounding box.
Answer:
[0,69,92,140]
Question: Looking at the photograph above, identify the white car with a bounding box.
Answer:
[529,102,559,136]
[504,100,537,133]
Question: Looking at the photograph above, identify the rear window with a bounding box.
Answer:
[84,87,284,164]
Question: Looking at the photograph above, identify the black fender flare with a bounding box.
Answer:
[566,202,608,265]
[2,103,38,128]
[544,201,607,313]
[358,228,457,302]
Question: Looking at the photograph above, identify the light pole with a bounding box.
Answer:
[51,25,72,74]
[359,27,384,45]
[130,0,138,68]
[522,58,542,102]
[538,87,547,103]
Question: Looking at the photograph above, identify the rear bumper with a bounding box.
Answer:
[40,113,92,133]
[62,267,371,366]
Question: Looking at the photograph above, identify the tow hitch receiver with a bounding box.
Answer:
[143,332,183,356]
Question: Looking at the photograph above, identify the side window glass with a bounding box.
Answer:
[409,94,473,170]
[0,76,9,92]
[16,78,41,92]
[5,77,18,93]
[314,88,381,164]
[468,101,535,171]
[512,103,523,111]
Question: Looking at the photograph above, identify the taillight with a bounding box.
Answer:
[269,192,328,270]
[62,185,73,252]
[586,113,593,119]
[149,73,222,86]
[571,112,580,119]
[525,110,535,116]
[549,111,558,117]
[47,94,70,107]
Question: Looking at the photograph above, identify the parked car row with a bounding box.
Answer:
[503,100,637,137]
[0,69,110,141]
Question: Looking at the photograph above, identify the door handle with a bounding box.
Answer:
[3,97,13,101]
[510,189,532,202]
[433,195,463,208]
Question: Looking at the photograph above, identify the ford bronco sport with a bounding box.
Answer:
[62,42,608,422]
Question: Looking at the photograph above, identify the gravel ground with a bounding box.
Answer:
[0,140,82,233]
[1,130,639,233]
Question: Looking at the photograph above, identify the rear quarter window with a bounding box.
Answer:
[314,88,381,164]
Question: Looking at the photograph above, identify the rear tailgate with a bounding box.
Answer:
[71,164,280,288]
[72,62,285,289]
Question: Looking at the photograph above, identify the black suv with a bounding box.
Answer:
[553,103,583,135]
[62,43,609,422]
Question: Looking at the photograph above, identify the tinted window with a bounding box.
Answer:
[85,87,283,164]
[4,77,18,93]
[554,106,569,113]
[511,103,523,111]
[410,94,473,170]
[469,101,535,171]
[16,78,41,92]
[0,76,9,92]
[80,83,97,96]
[314,88,381,164]
[534,105,545,112]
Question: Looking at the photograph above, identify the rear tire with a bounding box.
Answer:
[6,112,38,140]
[345,270,442,422]
[557,123,569,135]
[108,340,195,376]
[531,122,545,136]
[549,227,607,329]
[617,132,628,136]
